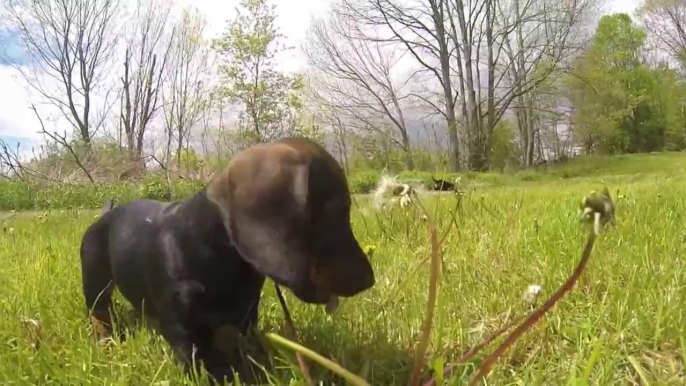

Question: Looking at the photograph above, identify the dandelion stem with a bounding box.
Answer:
[421,314,525,386]
[469,230,597,385]
[410,193,441,386]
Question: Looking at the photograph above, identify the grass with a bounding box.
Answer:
[5,150,686,211]
[1,152,686,385]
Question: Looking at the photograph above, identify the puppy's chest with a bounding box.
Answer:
[194,260,263,318]
[187,245,247,290]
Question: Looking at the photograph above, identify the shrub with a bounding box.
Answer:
[347,170,380,194]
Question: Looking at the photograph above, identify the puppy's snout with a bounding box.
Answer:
[337,262,375,297]
[328,245,375,297]
[360,264,375,290]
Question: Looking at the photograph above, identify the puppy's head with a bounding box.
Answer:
[207,137,375,307]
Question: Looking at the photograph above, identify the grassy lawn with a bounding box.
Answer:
[1,153,686,385]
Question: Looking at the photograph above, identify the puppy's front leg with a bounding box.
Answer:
[158,319,236,384]
[158,281,238,384]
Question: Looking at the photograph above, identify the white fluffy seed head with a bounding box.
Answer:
[522,284,543,305]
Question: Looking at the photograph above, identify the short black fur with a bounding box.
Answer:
[431,176,455,191]
[81,190,264,381]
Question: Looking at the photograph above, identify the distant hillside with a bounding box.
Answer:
[524,152,686,180]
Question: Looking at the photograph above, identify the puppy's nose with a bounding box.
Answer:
[359,271,375,294]
[339,266,375,297]
[357,262,375,292]
[329,245,375,297]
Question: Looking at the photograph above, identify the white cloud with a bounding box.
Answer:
[605,0,642,15]
[0,66,43,140]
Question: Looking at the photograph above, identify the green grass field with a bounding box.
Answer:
[1,152,686,385]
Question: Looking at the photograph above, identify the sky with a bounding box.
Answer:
[0,0,642,156]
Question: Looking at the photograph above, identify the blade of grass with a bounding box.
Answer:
[627,355,650,385]
[582,336,604,381]
[265,332,370,386]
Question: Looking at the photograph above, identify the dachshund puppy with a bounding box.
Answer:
[79,137,375,382]
[431,176,455,191]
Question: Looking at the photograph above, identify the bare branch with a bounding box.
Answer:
[338,0,462,170]
[119,0,174,162]
[162,8,212,167]
[4,0,121,146]
[30,104,95,185]
[639,0,686,71]
[304,10,417,169]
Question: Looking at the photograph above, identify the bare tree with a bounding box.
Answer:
[339,0,461,170]
[4,0,121,148]
[639,0,686,71]
[444,0,596,169]
[536,100,574,161]
[304,83,353,172]
[198,91,235,172]
[162,8,212,167]
[0,140,29,182]
[119,0,174,165]
[328,113,352,173]
[499,0,602,166]
[30,104,95,184]
[305,10,417,170]
[337,0,601,170]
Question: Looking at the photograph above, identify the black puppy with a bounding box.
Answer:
[431,176,455,191]
[79,137,375,382]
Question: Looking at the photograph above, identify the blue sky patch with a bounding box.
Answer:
[0,28,31,66]
[0,135,35,149]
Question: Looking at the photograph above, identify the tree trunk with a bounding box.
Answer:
[176,126,183,166]
[454,0,480,171]
[484,0,496,171]
[431,0,459,171]
[525,95,536,166]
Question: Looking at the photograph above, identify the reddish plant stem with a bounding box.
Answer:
[469,231,597,385]
[274,283,314,386]
[410,196,441,386]
[422,314,525,386]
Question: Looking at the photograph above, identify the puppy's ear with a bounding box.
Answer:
[207,145,313,290]
[207,171,230,217]
[601,186,610,198]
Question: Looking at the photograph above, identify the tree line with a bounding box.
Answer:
[1,0,686,182]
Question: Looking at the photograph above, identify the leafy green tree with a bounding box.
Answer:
[646,63,686,150]
[489,119,520,171]
[568,13,684,154]
[214,0,304,145]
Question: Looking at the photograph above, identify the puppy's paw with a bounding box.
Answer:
[90,316,112,339]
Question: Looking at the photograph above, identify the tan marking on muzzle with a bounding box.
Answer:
[309,265,339,314]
